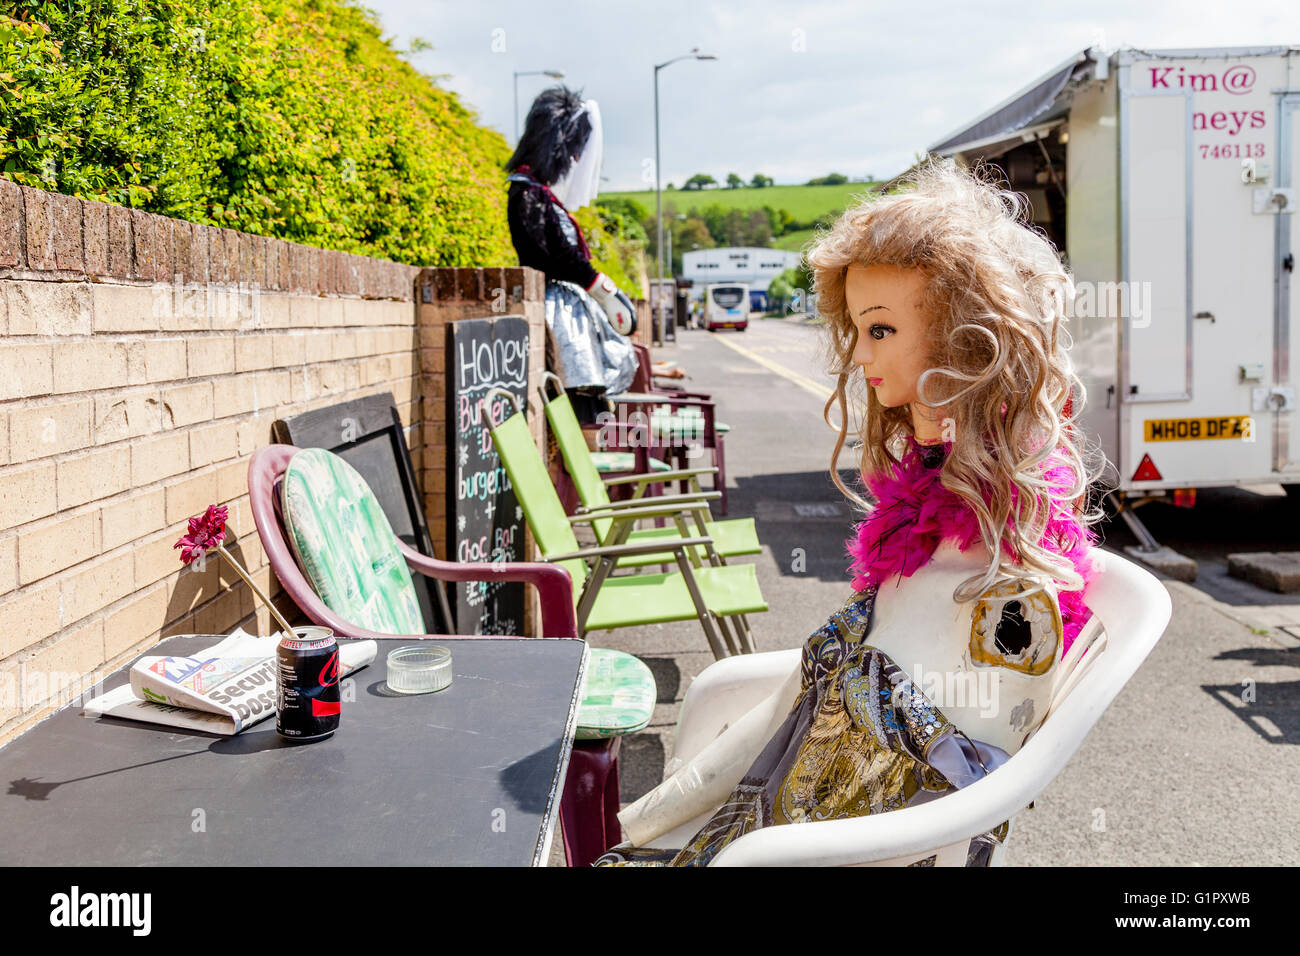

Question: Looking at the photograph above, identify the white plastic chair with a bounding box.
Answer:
[642,547,1171,866]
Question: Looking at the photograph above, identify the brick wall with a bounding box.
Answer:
[0,182,452,745]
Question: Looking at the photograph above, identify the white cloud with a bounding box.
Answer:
[364,0,1300,189]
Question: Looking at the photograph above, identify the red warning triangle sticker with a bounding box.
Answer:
[1132,453,1162,482]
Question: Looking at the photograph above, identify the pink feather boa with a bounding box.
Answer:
[845,435,1099,654]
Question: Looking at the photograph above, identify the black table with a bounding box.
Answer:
[0,636,587,866]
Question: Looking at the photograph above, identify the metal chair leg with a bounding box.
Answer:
[714,612,744,657]
[674,550,729,660]
[735,612,758,654]
[714,438,727,516]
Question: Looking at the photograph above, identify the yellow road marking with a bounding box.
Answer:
[712,333,834,401]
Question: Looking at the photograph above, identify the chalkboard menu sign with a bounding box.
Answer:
[446,316,530,635]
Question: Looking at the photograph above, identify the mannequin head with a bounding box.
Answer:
[843,263,946,439]
[807,157,1106,603]
[505,85,593,186]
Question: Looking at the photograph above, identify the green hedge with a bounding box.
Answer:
[1,0,523,266]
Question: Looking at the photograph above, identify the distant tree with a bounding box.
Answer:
[683,173,717,191]
[769,265,812,313]
[673,201,778,247]
[677,217,714,249]
[807,173,849,186]
[749,173,774,188]
[721,208,746,245]
[593,198,648,245]
[596,195,649,223]
[767,273,793,312]
[780,265,811,290]
[725,173,744,189]
[671,217,714,272]
[744,208,773,246]
[696,202,727,243]
[761,204,793,236]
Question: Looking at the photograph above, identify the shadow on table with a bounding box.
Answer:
[5,712,347,801]
[500,742,567,815]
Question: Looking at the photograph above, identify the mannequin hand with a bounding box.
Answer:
[587,272,638,336]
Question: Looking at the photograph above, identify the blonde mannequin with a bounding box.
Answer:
[618,263,964,847]
[602,158,1105,866]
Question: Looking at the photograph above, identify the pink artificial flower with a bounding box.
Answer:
[174,505,229,565]
[845,436,1099,654]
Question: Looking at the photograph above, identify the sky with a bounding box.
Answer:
[362,0,1300,191]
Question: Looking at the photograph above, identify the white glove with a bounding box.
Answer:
[587,272,637,336]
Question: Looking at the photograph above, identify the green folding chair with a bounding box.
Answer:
[539,372,761,569]
[485,387,764,658]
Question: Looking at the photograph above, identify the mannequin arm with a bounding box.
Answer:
[587,272,637,335]
[617,660,804,847]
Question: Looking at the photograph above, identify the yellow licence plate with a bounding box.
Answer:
[1144,415,1254,441]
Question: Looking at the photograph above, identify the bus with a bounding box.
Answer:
[704,283,750,332]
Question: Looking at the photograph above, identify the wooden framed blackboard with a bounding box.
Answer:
[446,316,530,635]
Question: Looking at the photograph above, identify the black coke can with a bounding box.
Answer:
[276,626,341,741]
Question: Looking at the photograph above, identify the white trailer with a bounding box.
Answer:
[930,45,1300,562]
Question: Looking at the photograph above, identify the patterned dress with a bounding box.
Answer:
[593,584,1012,867]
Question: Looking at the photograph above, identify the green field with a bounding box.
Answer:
[600,181,881,244]
[770,227,819,252]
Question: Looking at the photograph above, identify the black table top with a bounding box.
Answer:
[0,635,587,867]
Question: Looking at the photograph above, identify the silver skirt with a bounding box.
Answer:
[545,279,637,395]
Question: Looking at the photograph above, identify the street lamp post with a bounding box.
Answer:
[654,48,716,346]
[513,70,566,144]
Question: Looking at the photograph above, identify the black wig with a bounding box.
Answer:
[505,85,594,187]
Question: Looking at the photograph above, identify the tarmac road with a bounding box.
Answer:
[549,313,1300,866]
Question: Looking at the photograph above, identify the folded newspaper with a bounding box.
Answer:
[82,628,377,735]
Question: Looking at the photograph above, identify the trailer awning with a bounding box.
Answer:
[928,48,1098,157]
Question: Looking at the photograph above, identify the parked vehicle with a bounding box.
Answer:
[931,44,1300,555]
[704,283,750,332]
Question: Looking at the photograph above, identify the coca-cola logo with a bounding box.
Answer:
[317,650,339,688]
[1149,64,1255,95]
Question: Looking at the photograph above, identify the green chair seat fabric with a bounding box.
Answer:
[280,448,425,635]
[492,397,765,657]
[649,407,729,440]
[542,391,750,567]
[588,452,672,474]
[615,518,762,568]
[575,648,657,740]
[584,562,768,632]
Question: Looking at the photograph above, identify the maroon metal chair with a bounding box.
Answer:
[631,342,711,399]
[247,443,620,866]
[622,344,729,513]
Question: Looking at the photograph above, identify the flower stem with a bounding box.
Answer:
[215,543,297,638]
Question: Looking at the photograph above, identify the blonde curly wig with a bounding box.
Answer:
[805,156,1109,605]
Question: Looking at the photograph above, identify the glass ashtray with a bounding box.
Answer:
[386,645,453,695]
